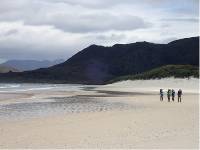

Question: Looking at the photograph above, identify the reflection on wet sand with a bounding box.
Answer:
[0,90,141,121]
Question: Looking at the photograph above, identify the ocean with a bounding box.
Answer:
[0,83,83,93]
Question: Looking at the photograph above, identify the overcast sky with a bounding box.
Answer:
[0,0,199,62]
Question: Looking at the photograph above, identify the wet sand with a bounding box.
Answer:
[0,93,33,101]
[0,82,198,149]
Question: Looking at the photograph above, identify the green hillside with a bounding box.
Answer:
[110,65,199,83]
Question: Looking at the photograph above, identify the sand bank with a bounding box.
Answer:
[97,78,199,94]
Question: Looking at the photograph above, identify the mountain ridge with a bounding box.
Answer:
[2,59,65,71]
[0,36,199,84]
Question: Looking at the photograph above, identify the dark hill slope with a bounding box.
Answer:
[0,37,199,84]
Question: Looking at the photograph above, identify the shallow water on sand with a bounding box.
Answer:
[0,84,135,121]
[0,96,135,121]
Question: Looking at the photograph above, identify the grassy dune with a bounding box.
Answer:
[110,65,199,83]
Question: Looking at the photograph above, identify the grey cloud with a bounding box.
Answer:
[95,34,126,41]
[41,0,135,8]
[27,13,152,33]
[3,29,19,36]
[161,18,199,23]
[0,23,79,60]
[0,22,127,60]
[0,0,198,61]
[0,0,197,34]
[0,0,152,33]
[84,33,127,45]
[43,0,199,10]
[157,37,179,44]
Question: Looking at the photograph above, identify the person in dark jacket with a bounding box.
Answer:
[172,89,175,101]
[160,89,164,101]
[178,89,182,102]
[167,89,171,102]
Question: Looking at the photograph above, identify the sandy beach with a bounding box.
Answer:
[0,79,199,149]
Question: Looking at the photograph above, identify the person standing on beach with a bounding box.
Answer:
[172,89,175,101]
[167,89,171,102]
[178,89,182,102]
[160,89,164,101]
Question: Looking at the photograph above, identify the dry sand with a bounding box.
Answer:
[0,79,199,149]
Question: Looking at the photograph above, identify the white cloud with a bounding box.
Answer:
[0,22,130,60]
[0,0,152,33]
[0,0,198,61]
[0,21,81,60]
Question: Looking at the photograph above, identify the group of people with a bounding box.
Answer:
[160,89,182,102]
